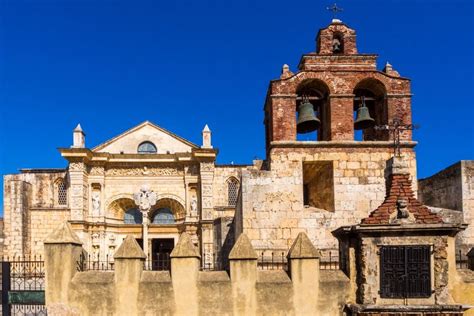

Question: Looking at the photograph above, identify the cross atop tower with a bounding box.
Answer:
[327,3,343,20]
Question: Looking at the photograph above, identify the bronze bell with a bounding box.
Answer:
[297,100,320,134]
[354,97,375,130]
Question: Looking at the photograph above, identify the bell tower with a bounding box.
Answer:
[263,18,413,157]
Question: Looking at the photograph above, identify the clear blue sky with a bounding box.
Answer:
[1,0,473,214]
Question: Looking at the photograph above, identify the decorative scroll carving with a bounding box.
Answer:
[89,166,105,176]
[200,163,214,172]
[106,166,183,176]
[69,162,84,171]
[202,185,212,196]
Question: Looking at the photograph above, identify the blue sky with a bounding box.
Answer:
[1,0,473,214]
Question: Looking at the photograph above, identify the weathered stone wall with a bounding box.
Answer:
[419,162,463,211]
[419,161,474,249]
[29,209,70,255]
[44,225,352,316]
[212,165,245,213]
[239,146,417,256]
[3,171,70,257]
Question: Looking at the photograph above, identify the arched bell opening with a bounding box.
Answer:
[295,79,330,141]
[353,78,388,141]
[332,32,344,54]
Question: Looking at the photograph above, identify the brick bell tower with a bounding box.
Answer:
[263,18,413,155]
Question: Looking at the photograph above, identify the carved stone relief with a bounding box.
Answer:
[105,166,183,176]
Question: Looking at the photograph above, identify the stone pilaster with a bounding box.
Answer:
[199,162,215,263]
[68,161,88,221]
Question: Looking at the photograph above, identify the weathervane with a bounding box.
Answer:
[327,3,343,19]
[374,118,419,157]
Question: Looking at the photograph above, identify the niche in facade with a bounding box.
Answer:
[303,161,335,211]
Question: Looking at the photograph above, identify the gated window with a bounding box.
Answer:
[227,177,239,206]
[380,245,431,298]
[55,178,68,206]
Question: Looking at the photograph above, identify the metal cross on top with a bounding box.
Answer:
[327,3,343,19]
[374,118,419,157]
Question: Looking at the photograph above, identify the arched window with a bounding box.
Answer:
[124,208,143,224]
[227,177,239,206]
[55,178,68,206]
[151,208,175,224]
[137,141,157,154]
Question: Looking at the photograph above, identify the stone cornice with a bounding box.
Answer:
[59,147,217,165]
[333,223,468,238]
[270,140,417,149]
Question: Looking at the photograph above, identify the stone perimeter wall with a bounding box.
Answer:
[45,229,351,316]
[239,146,417,256]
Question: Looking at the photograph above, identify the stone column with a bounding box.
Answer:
[228,234,258,315]
[328,95,354,141]
[114,235,146,316]
[44,222,83,311]
[69,161,88,221]
[141,211,150,257]
[170,232,201,316]
[287,232,321,315]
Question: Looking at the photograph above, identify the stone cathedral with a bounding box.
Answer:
[2,18,474,277]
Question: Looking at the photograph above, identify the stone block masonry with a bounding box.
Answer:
[44,222,351,316]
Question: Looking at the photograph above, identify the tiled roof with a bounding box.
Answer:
[362,173,443,225]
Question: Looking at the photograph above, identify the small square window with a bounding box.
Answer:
[380,245,431,298]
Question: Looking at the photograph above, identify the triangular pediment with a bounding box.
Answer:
[92,121,198,154]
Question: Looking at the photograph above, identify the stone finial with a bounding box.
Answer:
[44,222,82,245]
[114,235,146,259]
[280,64,294,79]
[201,124,212,149]
[229,233,257,260]
[288,232,321,259]
[389,156,410,175]
[170,232,200,258]
[72,123,86,148]
[383,61,400,77]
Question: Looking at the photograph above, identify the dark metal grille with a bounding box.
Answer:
[2,256,47,315]
[380,245,431,298]
[144,253,171,271]
[77,253,114,271]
